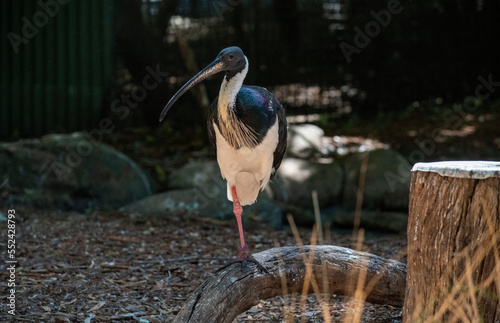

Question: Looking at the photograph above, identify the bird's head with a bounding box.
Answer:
[216,46,246,78]
[159,46,247,122]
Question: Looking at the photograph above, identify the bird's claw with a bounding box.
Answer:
[217,245,269,274]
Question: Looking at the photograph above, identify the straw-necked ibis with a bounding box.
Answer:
[159,46,287,272]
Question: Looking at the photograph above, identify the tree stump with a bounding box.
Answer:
[174,245,407,323]
[404,161,500,322]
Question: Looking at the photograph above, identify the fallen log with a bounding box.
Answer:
[174,245,407,323]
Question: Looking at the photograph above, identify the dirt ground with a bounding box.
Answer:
[1,207,406,322]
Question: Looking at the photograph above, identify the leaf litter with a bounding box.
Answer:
[0,207,406,322]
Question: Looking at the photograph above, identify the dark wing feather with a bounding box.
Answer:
[235,85,287,178]
[207,97,219,150]
[271,98,287,178]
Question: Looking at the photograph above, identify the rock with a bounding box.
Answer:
[148,160,283,228]
[287,124,324,158]
[245,197,282,229]
[124,187,283,229]
[168,160,225,190]
[121,189,201,213]
[278,158,343,208]
[278,202,316,225]
[342,149,411,210]
[0,133,153,212]
[325,208,408,233]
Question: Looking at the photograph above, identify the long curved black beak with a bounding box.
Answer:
[159,58,225,122]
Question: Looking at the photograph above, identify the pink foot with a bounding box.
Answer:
[217,245,269,274]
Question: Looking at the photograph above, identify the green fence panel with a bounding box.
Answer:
[1,0,113,140]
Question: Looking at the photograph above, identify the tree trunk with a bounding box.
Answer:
[174,245,406,323]
[404,161,500,322]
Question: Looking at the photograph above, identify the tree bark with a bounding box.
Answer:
[404,161,500,322]
[174,245,406,323]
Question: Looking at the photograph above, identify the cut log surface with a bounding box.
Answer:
[174,245,407,323]
[412,161,500,179]
[404,161,500,322]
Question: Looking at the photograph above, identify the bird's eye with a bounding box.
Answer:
[228,54,234,60]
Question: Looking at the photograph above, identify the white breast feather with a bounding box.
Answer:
[214,120,279,206]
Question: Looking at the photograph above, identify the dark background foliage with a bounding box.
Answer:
[1,0,499,138]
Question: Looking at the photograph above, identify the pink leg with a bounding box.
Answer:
[217,186,268,273]
[231,186,247,252]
